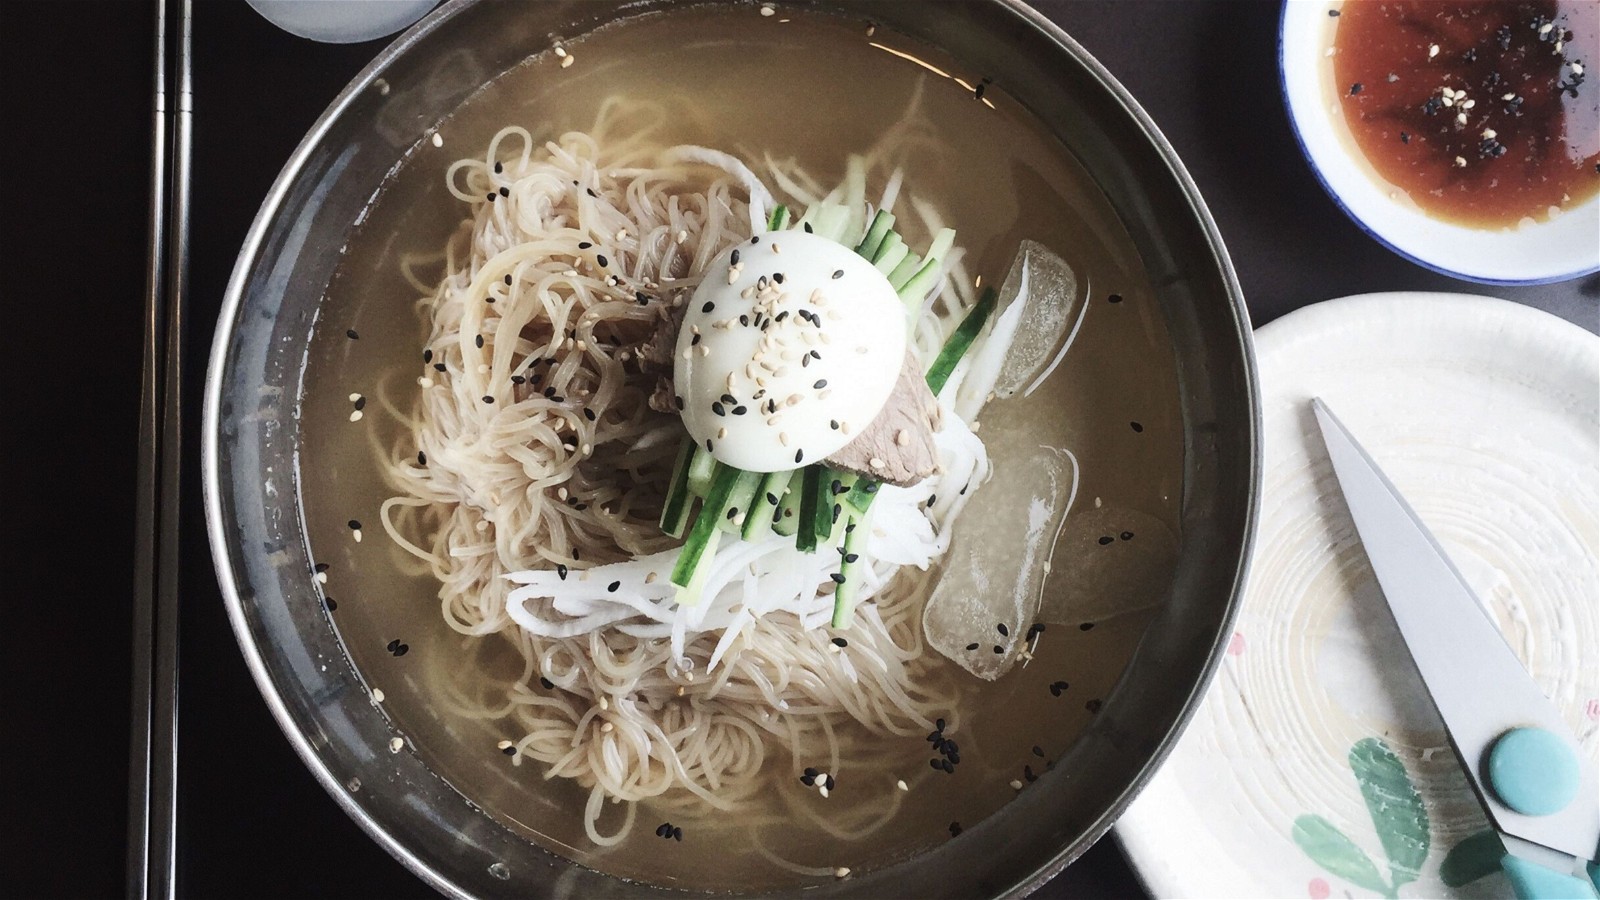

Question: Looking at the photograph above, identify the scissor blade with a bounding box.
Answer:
[1313,399,1598,861]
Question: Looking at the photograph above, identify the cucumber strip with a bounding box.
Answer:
[855,209,895,259]
[873,235,909,275]
[815,204,851,243]
[795,465,823,552]
[925,287,998,395]
[673,528,721,607]
[887,251,923,291]
[842,477,880,514]
[813,465,840,546]
[658,437,697,538]
[830,509,867,628]
[923,227,956,268]
[767,204,790,232]
[898,255,943,313]
[772,476,803,537]
[717,469,764,535]
[743,469,793,541]
[687,445,717,497]
[670,463,741,589]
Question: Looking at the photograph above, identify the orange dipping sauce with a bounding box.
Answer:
[1332,0,1600,228]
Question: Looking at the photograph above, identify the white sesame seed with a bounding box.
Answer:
[352,529,363,543]
[1428,43,1439,58]
[559,487,568,500]
[430,132,443,148]
[1457,112,1468,125]
[1573,63,1584,75]
[818,389,832,400]
[675,230,687,243]
[371,688,385,702]
[599,695,609,710]
[760,3,775,15]
[896,779,908,791]
[785,393,802,407]
[1482,128,1497,139]
[1462,98,1475,109]
[600,721,614,733]
[561,54,575,68]
[390,737,404,753]
[418,376,434,388]
[1539,22,1554,34]
[349,410,364,422]
[717,427,727,440]
[348,392,361,402]
[869,457,886,469]
[581,443,593,456]
[818,785,830,798]
[497,739,513,750]
[315,571,328,584]
[895,429,909,447]
[779,432,790,446]
[1441,95,1454,107]
[698,345,710,357]
[1503,92,1517,100]
[834,868,850,879]
[554,45,567,57]
[771,243,781,254]
[1455,156,1468,167]
[616,228,627,241]
[1010,780,1024,790]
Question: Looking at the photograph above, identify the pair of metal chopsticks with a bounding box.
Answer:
[129,0,190,896]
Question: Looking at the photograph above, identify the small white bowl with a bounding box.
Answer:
[1280,1,1600,285]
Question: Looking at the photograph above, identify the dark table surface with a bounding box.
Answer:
[6,1,1594,898]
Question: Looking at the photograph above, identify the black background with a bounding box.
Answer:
[4,1,1593,898]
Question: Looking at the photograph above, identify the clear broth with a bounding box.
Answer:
[296,6,1184,891]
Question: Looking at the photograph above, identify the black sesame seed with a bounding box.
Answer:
[346,328,360,340]
[417,451,427,465]
[803,222,813,233]
[702,301,715,313]
[433,362,447,372]
[930,758,943,770]
[830,572,846,584]
[586,188,597,198]
[636,291,650,305]
[773,272,785,284]
[578,241,592,250]
[707,438,715,453]
[1086,699,1103,713]
[731,249,741,265]
[711,401,725,416]
[942,759,954,773]
[927,730,941,743]
[992,645,1004,654]
[1119,531,1134,541]
[544,386,556,398]
[830,419,840,431]
[996,623,1009,637]
[794,449,803,464]
[1049,683,1063,697]
[974,82,986,100]
[557,564,568,580]
[540,676,555,689]
[949,822,962,836]
[751,235,760,245]
[691,333,702,347]
[475,334,485,348]
[673,827,683,842]
[499,186,510,197]
[813,379,827,390]
[1032,745,1045,757]
[1106,294,1122,304]
[674,396,685,411]
[1079,622,1095,631]
[607,580,621,593]
[314,562,329,573]
[583,408,596,421]
[1130,421,1144,433]
[843,552,859,564]
[965,642,979,651]
[348,519,361,531]
[493,161,503,174]
[482,395,494,404]
[832,637,848,647]
[1400,131,1410,144]
[800,774,815,786]
[935,718,945,731]
[1024,765,1037,782]
[595,254,608,268]
[732,405,747,415]
[324,595,336,611]
[831,269,843,279]
[384,639,397,651]
[1098,536,1113,546]
[655,823,670,837]
[422,349,433,363]
[825,775,835,790]
[1349,82,1363,95]
[486,192,496,202]
[572,548,581,560]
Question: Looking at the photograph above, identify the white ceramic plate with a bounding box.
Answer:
[1115,293,1598,899]
[1280,2,1600,284]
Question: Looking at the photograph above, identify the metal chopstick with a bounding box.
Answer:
[128,0,189,896]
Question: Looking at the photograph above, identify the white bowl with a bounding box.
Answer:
[1280,1,1600,285]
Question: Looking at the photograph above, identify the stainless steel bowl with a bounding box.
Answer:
[203,1,1259,896]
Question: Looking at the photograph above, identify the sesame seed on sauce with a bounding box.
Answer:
[1049,681,1068,697]
[965,642,979,651]
[996,623,1009,637]
[1098,535,1114,546]
[345,328,360,340]
[949,822,963,837]
[1086,699,1103,713]
[1079,622,1095,631]
[386,639,409,657]
[992,645,1004,654]
[324,595,337,611]
[1130,421,1144,433]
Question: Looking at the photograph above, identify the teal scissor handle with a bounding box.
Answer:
[1501,855,1599,900]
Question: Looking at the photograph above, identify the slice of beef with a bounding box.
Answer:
[825,349,940,488]
[639,300,685,414]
